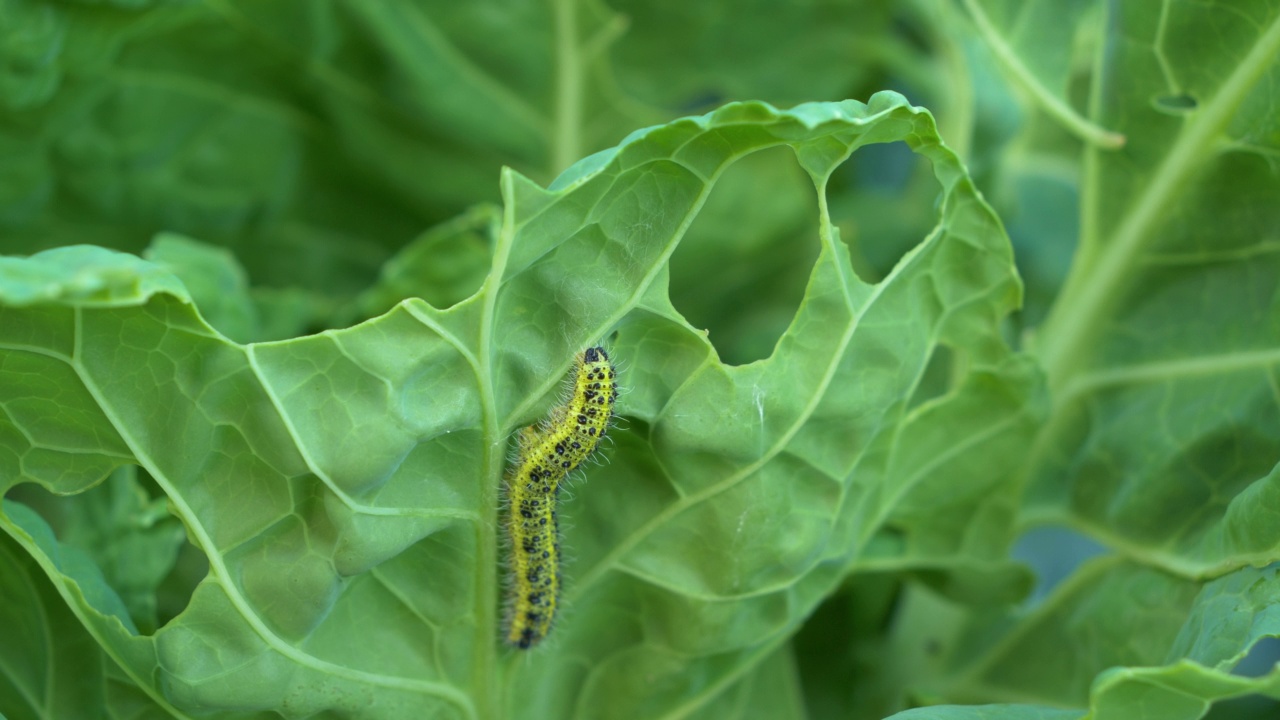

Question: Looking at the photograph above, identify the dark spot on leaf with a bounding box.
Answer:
[1153,93,1197,114]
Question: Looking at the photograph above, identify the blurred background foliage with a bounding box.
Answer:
[0,0,1066,362]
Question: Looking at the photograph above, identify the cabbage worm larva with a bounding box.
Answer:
[504,346,617,649]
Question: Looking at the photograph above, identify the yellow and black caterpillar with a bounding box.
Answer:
[504,346,617,649]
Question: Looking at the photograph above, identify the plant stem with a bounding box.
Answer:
[961,0,1126,150]
[551,0,582,175]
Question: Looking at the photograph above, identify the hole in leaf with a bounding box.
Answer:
[793,575,903,718]
[668,146,819,366]
[1010,526,1109,606]
[1204,695,1280,719]
[1232,635,1280,678]
[828,140,940,283]
[906,344,956,412]
[6,466,206,635]
[346,205,498,321]
[1001,157,1081,330]
[1153,93,1198,114]
[154,536,209,629]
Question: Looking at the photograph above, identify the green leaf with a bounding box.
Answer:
[1087,565,1280,720]
[900,558,1280,720]
[1027,1,1280,577]
[0,91,1032,718]
[934,557,1200,707]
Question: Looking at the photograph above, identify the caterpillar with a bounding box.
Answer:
[504,346,617,649]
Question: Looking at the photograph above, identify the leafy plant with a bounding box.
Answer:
[1,2,1278,719]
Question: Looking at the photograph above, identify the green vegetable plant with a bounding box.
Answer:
[1,2,1278,719]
